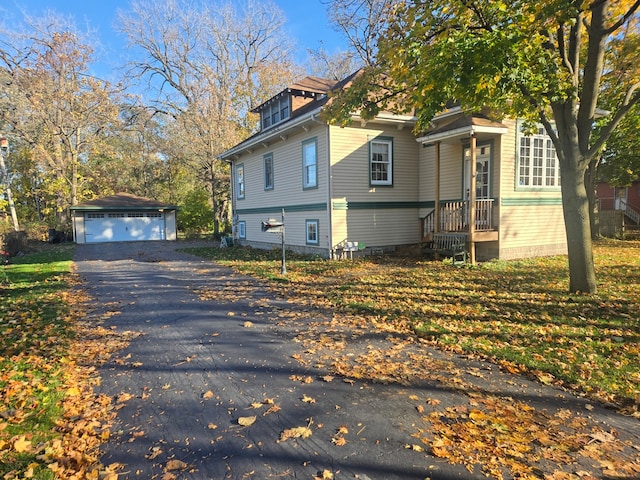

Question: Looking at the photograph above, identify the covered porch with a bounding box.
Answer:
[417,111,507,263]
[421,198,499,240]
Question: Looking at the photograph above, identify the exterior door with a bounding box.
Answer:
[464,145,492,229]
[465,145,491,199]
[614,187,628,210]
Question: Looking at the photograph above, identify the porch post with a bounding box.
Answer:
[434,141,441,233]
[469,135,477,264]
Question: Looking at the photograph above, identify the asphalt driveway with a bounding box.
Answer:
[73,241,640,480]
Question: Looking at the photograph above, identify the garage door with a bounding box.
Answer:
[84,212,166,243]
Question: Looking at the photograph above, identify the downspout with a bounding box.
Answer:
[311,113,333,258]
[222,157,235,239]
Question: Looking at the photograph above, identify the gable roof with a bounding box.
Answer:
[70,193,178,211]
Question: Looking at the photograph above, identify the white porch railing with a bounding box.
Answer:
[621,199,640,225]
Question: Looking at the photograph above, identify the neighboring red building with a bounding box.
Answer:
[596,179,640,236]
[597,179,640,212]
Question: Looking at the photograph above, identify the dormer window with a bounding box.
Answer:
[261,96,290,130]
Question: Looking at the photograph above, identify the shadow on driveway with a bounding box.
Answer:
[73,241,640,480]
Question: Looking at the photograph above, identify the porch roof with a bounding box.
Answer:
[416,114,508,145]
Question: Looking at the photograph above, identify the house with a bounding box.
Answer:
[219,73,568,262]
[71,193,178,244]
[596,178,640,216]
[596,178,640,236]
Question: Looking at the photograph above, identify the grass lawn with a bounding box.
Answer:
[0,244,113,480]
[184,238,640,411]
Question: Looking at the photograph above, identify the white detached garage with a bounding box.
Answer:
[71,193,178,244]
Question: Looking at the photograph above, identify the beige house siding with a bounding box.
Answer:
[498,204,567,259]
[227,96,569,261]
[417,141,473,215]
[329,123,420,249]
[235,122,331,253]
[497,118,567,258]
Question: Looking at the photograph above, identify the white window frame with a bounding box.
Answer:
[264,153,274,191]
[302,138,318,189]
[238,220,246,239]
[306,219,319,245]
[236,164,245,199]
[517,126,560,189]
[370,137,393,186]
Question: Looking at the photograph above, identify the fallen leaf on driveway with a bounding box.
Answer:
[332,436,347,446]
[165,459,188,471]
[263,404,281,415]
[116,392,133,403]
[145,446,162,459]
[238,416,256,426]
[279,426,312,441]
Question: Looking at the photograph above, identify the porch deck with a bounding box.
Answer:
[421,199,499,242]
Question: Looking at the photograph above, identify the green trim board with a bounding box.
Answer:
[332,200,479,210]
[347,201,422,209]
[237,203,327,215]
[501,197,563,206]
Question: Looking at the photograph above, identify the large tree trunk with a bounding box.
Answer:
[559,159,597,293]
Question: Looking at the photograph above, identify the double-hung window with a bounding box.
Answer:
[370,137,393,186]
[306,220,319,245]
[238,221,246,239]
[518,126,560,188]
[264,154,274,190]
[236,164,245,199]
[302,138,317,189]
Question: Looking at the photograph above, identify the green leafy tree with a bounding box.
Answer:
[177,188,214,236]
[325,0,640,293]
[597,111,640,187]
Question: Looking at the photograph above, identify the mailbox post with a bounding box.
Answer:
[261,208,286,274]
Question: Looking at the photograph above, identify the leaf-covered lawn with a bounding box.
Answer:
[0,245,117,479]
[185,238,640,411]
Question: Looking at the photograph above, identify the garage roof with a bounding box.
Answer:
[70,193,178,211]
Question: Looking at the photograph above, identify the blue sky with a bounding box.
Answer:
[3,0,347,78]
